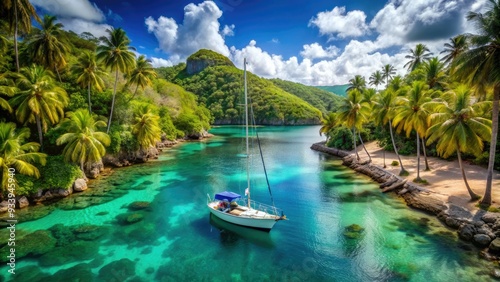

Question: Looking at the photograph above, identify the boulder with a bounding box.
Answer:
[88,161,103,179]
[458,224,476,241]
[57,189,71,197]
[474,234,492,246]
[0,201,8,213]
[489,238,500,252]
[444,217,462,229]
[17,196,29,209]
[73,178,88,192]
[482,213,499,224]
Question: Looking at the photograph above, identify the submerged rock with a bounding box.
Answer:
[72,224,107,241]
[0,230,56,262]
[39,240,98,266]
[115,212,144,225]
[343,224,365,239]
[98,258,136,282]
[51,263,94,281]
[128,201,151,211]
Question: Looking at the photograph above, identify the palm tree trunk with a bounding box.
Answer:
[358,131,371,163]
[382,149,386,168]
[457,148,480,201]
[55,67,62,83]
[14,0,19,72]
[107,70,119,133]
[421,137,431,171]
[36,114,43,151]
[481,85,500,206]
[87,82,92,113]
[416,132,422,182]
[353,127,359,161]
[389,121,407,175]
[126,84,140,104]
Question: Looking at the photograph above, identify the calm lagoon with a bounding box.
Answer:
[1,126,494,281]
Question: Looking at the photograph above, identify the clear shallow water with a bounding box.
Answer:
[0,126,495,281]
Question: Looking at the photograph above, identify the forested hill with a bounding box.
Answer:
[269,79,342,115]
[158,49,336,125]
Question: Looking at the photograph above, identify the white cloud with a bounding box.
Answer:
[58,18,112,38]
[150,57,174,68]
[145,1,231,64]
[300,43,340,60]
[221,24,235,37]
[309,6,369,39]
[31,0,105,22]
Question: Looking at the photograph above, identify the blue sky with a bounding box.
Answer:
[30,0,488,86]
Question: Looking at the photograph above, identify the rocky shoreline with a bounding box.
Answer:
[311,141,500,263]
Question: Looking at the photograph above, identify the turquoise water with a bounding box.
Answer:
[0,126,495,281]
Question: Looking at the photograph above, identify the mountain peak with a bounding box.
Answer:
[186,49,234,75]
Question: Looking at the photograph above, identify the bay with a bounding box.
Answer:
[1,126,493,281]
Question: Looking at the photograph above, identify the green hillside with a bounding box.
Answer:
[159,50,323,125]
[316,85,349,97]
[270,79,342,114]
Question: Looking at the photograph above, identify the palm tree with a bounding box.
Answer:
[132,105,162,150]
[9,65,68,149]
[26,15,69,81]
[56,109,110,173]
[426,85,491,200]
[337,89,370,162]
[452,0,500,206]
[393,81,432,181]
[423,57,447,90]
[373,90,408,174]
[369,71,383,90]
[96,28,136,133]
[441,34,469,66]
[382,64,396,87]
[404,43,433,72]
[0,72,15,113]
[125,55,157,103]
[1,0,40,72]
[319,112,338,141]
[388,75,405,93]
[71,51,106,113]
[346,75,366,93]
[0,122,46,191]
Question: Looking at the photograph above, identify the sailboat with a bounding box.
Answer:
[207,58,285,231]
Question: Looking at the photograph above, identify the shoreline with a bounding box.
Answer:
[311,141,500,261]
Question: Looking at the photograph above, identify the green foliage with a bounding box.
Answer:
[270,79,343,114]
[158,107,183,140]
[17,155,82,195]
[108,125,138,154]
[174,113,204,136]
[327,126,353,150]
[391,161,399,166]
[186,49,235,70]
[169,64,322,124]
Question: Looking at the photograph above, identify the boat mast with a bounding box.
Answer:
[244,58,251,208]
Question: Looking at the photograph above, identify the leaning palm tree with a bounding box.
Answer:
[373,90,408,174]
[0,122,46,191]
[337,89,370,162]
[369,70,383,90]
[1,0,40,72]
[26,15,69,81]
[125,55,157,103]
[9,65,68,149]
[319,112,338,141]
[132,105,162,150]
[404,43,433,72]
[346,75,366,93]
[426,85,491,200]
[392,81,432,182]
[56,109,110,173]
[71,51,107,113]
[440,34,469,66]
[96,27,136,133]
[452,0,500,206]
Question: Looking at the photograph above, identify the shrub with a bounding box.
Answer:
[327,126,353,150]
[391,161,399,166]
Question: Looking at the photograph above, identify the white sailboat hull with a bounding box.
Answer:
[207,203,279,231]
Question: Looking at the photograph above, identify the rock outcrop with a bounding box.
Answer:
[186,49,235,75]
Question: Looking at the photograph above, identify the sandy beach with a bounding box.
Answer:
[352,141,500,211]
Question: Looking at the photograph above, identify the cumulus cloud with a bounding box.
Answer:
[145,1,231,63]
[309,6,369,39]
[221,24,235,37]
[300,43,340,60]
[57,18,112,38]
[31,0,105,22]
[150,57,174,68]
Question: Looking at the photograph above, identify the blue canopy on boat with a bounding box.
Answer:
[214,191,241,201]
